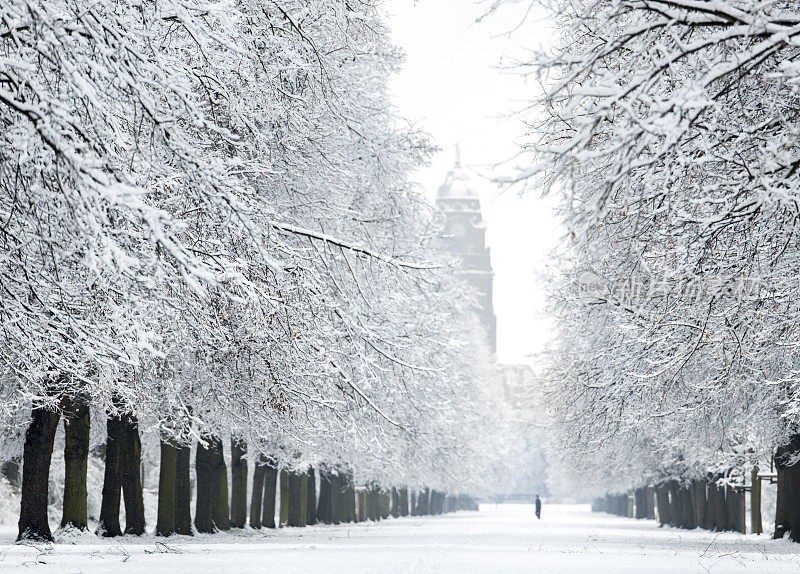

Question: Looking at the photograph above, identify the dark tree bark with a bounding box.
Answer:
[373,486,382,521]
[391,487,401,518]
[279,468,289,526]
[418,488,430,515]
[680,485,695,529]
[316,470,331,524]
[708,477,720,530]
[346,475,356,523]
[723,484,734,532]
[2,458,21,491]
[634,488,647,519]
[727,484,746,533]
[364,484,374,521]
[119,411,145,535]
[156,439,178,536]
[97,411,123,537]
[667,481,681,527]
[18,401,62,541]
[250,457,266,529]
[646,486,656,519]
[711,476,727,531]
[357,489,366,522]
[655,484,671,526]
[690,479,706,531]
[262,461,278,528]
[775,461,790,539]
[287,470,306,527]
[229,438,247,529]
[733,487,746,533]
[774,436,800,541]
[306,468,317,526]
[195,438,215,533]
[329,474,341,525]
[174,442,193,535]
[61,394,90,531]
[751,467,763,535]
[399,488,409,517]
[702,476,714,530]
[211,436,230,531]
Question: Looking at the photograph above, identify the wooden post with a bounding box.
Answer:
[751,467,762,535]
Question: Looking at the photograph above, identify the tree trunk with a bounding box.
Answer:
[729,484,746,533]
[250,457,266,529]
[17,401,61,541]
[399,488,409,516]
[774,436,800,540]
[751,466,763,535]
[300,473,309,526]
[287,470,305,527]
[61,394,90,531]
[724,484,736,531]
[736,487,747,533]
[174,442,193,535]
[195,438,215,533]
[262,461,278,528]
[418,488,430,515]
[329,474,341,525]
[690,479,705,531]
[667,481,681,527]
[656,484,670,526]
[364,484,374,520]
[346,475,356,523]
[707,477,719,530]
[97,411,123,537]
[279,468,289,527]
[391,487,401,518]
[712,476,727,531]
[2,458,21,491]
[306,468,317,526]
[680,485,695,529]
[634,487,647,519]
[229,438,247,529]
[357,489,366,522]
[646,487,655,519]
[316,470,331,524]
[156,439,178,536]
[211,436,230,531]
[119,411,145,535]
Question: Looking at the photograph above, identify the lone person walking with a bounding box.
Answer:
[535,495,542,519]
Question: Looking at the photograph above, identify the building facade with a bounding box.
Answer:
[436,160,497,353]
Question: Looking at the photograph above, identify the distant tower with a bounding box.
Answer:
[436,156,497,353]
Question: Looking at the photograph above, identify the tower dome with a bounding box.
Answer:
[436,161,479,201]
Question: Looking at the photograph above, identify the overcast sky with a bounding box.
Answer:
[383,0,559,365]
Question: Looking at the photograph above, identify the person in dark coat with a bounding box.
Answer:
[535,495,542,519]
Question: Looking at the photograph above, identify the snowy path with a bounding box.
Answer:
[1,504,799,573]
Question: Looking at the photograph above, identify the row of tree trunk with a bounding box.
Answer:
[19,395,147,541]
[15,398,476,541]
[592,435,800,541]
[593,476,749,534]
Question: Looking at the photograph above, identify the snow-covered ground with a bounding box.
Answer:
[1,504,798,573]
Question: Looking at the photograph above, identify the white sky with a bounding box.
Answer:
[383,0,559,365]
